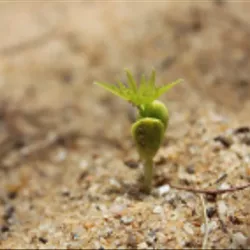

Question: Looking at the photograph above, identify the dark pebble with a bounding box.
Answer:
[185,241,194,248]
[38,237,48,244]
[214,136,232,148]
[8,191,17,200]
[229,215,242,225]
[180,179,190,186]
[3,206,15,221]
[186,165,195,174]
[61,71,73,84]
[241,136,250,146]
[205,194,217,202]
[1,225,10,233]
[61,190,70,197]
[234,127,250,134]
[124,159,139,169]
[206,207,217,218]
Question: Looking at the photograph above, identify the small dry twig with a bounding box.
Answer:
[0,27,59,56]
[1,125,80,169]
[169,183,250,195]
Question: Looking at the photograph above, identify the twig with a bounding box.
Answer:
[169,183,250,195]
[1,125,80,170]
[199,194,209,249]
[0,26,60,56]
[214,173,228,185]
[19,127,77,157]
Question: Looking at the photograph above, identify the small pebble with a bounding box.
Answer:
[103,227,113,237]
[186,165,195,174]
[183,223,194,235]
[84,221,95,229]
[71,233,79,240]
[205,194,217,202]
[137,242,148,249]
[61,187,70,197]
[79,159,89,170]
[209,221,218,231]
[217,200,228,216]
[109,178,121,189]
[209,111,228,123]
[153,205,162,214]
[147,230,157,245]
[206,207,216,218]
[124,159,139,169]
[232,232,247,248]
[157,185,170,196]
[1,225,9,233]
[110,204,126,217]
[201,221,218,234]
[38,237,48,244]
[156,232,166,244]
[39,223,51,232]
[55,150,67,162]
[219,183,230,190]
[8,191,17,200]
[120,216,134,225]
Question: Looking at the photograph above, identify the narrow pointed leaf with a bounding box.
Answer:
[148,69,156,88]
[125,69,137,93]
[94,81,128,100]
[157,78,183,97]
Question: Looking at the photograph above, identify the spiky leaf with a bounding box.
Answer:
[94,69,183,107]
[157,78,183,97]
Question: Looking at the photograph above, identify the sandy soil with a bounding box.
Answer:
[0,1,250,249]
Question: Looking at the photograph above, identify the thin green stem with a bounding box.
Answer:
[143,157,153,193]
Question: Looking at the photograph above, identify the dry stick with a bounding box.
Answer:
[199,194,209,249]
[0,123,124,170]
[169,183,250,195]
[1,125,80,169]
[0,26,60,56]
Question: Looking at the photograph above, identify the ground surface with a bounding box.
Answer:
[0,1,250,249]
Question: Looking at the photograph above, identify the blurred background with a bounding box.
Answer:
[0,1,250,134]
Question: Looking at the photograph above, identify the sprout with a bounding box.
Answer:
[95,69,182,108]
[94,69,183,193]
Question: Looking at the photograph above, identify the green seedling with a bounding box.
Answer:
[94,69,182,193]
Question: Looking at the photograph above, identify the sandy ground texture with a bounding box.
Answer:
[0,1,250,249]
